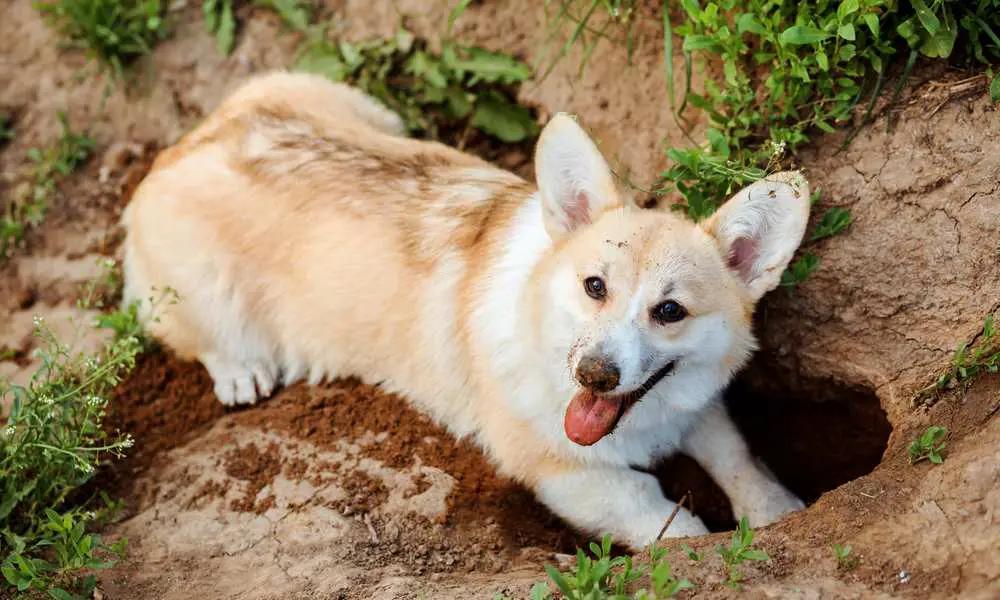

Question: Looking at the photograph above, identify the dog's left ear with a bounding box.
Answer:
[702,171,811,300]
[535,114,622,241]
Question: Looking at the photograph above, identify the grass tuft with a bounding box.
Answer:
[716,516,769,589]
[1,113,95,260]
[295,29,537,144]
[0,264,152,597]
[34,0,168,82]
[517,534,694,599]
[907,425,948,465]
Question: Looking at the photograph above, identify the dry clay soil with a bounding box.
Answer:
[2,1,999,599]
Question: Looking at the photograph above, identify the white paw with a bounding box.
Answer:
[737,485,806,528]
[203,355,278,406]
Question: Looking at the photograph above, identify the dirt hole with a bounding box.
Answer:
[653,355,892,533]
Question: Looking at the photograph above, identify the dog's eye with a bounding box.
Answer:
[651,300,687,323]
[583,276,607,300]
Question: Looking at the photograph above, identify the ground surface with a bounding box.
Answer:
[1,1,999,599]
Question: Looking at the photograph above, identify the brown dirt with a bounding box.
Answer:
[2,0,999,599]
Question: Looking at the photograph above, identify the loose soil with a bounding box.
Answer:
[2,1,999,599]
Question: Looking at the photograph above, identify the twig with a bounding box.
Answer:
[655,491,692,542]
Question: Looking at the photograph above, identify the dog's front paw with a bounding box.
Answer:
[736,484,805,528]
[203,354,278,406]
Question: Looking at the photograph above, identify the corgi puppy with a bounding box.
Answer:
[122,72,809,549]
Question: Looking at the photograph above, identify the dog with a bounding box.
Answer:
[122,71,809,549]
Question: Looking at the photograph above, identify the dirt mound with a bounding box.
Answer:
[2,0,999,598]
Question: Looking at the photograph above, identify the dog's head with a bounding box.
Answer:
[532,114,811,447]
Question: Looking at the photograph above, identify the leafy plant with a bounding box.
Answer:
[2,112,95,259]
[295,28,538,143]
[531,535,694,599]
[932,312,1000,390]
[680,544,702,562]
[204,0,238,55]
[2,505,127,597]
[810,207,853,241]
[716,516,769,589]
[907,425,948,464]
[0,261,165,597]
[34,0,168,81]
[780,252,821,291]
[833,543,858,571]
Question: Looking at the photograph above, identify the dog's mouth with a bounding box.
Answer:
[564,361,676,446]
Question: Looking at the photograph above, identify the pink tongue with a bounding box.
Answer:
[564,390,622,446]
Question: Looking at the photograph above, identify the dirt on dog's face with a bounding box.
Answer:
[544,207,756,446]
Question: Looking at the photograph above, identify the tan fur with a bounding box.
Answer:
[124,72,812,548]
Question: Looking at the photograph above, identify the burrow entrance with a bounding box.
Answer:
[653,353,892,533]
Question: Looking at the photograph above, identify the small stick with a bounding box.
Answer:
[655,491,692,543]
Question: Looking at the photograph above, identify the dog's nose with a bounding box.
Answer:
[575,355,620,393]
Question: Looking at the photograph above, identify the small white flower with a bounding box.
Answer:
[101,258,116,270]
[32,315,44,327]
[2,425,15,438]
[121,435,135,449]
[87,395,103,408]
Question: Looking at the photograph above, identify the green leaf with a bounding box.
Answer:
[990,72,1000,103]
[443,89,473,119]
[683,34,723,52]
[918,9,957,58]
[443,45,531,84]
[864,14,880,37]
[910,0,941,35]
[544,565,574,597]
[816,50,829,71]
[779,26,833,45]
[837,0,859,20]
[405,51,448,88]
[742,548,770,561]
[446,0,472,38]
[838,24,856,41]
[215,0,236,56]
[48,588,75,600]
[294,44,350,81]
[529,582,552,600]
[737,13,765,35]
[810,207,852,241]
[471,93,538,142]
[203,0,219,32]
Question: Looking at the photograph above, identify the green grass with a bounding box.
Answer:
[533,0,1000,288]
[34,0,168,82]
[0,265,149,598]
[290,2,537,145]
[512,535,694,600]
[1,112,95,259]
[934,312,1000,390]
[833,542,858,571]
[537,0,644,78]
[295,30,537,144]
[907,425,948,465]
[716,516,769,589]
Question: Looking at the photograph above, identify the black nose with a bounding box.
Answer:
[575,355,620,393]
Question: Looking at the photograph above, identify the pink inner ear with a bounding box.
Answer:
[728,237,758,283]
[564,190,592,229]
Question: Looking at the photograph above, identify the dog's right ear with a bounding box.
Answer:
[535,114,622,241]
